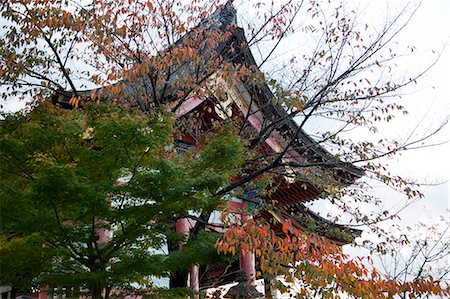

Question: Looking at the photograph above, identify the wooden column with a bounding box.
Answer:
[239,213,256,286]
[228,201,257,286]
[176,218,189,248]
[38,286,49,299]
[189,265,200,295]
[176,218,199,298]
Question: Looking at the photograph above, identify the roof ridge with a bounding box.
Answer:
[210,0,237,29]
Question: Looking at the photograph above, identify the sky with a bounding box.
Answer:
[331,0,450,283]
[242,1,450,293]
[341,0,449,233]
[238,0,450,256]
[240,0,449,288]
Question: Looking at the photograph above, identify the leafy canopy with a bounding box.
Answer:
[0,102,245,296]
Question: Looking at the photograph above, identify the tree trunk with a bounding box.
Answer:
[170,269,189,288]
[167,231,188,288]
[90,282,104,299]
[264,277,274,299]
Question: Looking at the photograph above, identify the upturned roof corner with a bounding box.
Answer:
[50,0,363,247]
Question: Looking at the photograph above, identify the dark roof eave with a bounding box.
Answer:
[230,28,364,182]
[291,203,362,244]
[51,3,364,183]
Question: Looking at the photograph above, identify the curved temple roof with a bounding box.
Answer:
[52,1,363,243]
[52,1,363,182]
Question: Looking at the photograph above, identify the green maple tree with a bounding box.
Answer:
[0,102,245,297]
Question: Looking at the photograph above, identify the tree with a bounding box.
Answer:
[0,102,245,297]
[1,0,448,298]
[378,216,450,299]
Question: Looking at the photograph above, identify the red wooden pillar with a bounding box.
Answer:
[190,265,200,295]
[97,226,111,245]
[176,218,189,248]
[176,218,199,297]
[239,213,256,286]
[38,286,49,299]
[228,201,257,286]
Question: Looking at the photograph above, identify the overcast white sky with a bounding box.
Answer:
[332,0,450,284]
[343,0,449,228]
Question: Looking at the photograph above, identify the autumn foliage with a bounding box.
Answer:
[217,217,449,298]
[1,0,448,298]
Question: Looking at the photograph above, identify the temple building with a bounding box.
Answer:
[49,1,364,297]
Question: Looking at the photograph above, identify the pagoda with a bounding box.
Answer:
[52,1,363,297]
